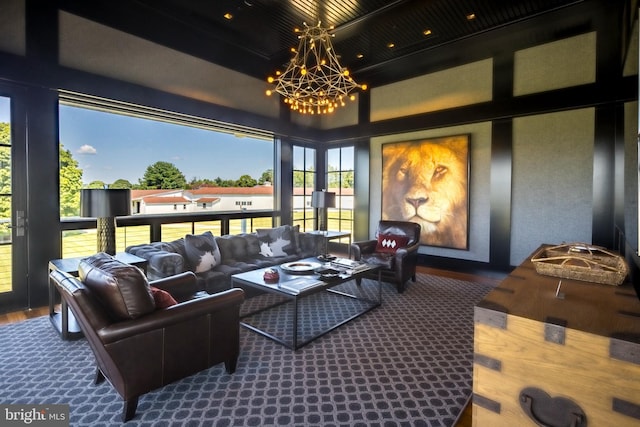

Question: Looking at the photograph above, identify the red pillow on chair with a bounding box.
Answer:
[376,234,411,253]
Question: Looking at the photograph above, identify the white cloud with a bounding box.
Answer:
[77,144,97,155]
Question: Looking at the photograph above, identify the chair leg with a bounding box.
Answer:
[355,277,362,287]
[397,281,406,293]
[94,368,105,385]
[225,358,238,374]
[123,397,139,422]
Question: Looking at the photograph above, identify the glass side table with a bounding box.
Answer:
[308,230,352,259]
[48,252,147,340]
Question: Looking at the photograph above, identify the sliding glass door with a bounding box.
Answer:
[0,89,28,312]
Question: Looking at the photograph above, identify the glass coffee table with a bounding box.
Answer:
[232,258,381,350]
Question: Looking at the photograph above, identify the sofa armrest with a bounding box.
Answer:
[97,288,245,344]
[350,239,377,260]
[149,271,199,302]
[126,244,186,278]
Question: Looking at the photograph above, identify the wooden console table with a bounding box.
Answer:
[48,252,147,340]
[472,245,640,426]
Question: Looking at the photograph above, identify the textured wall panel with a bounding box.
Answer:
[624,101,638,253]
[370,59,493,122]
[511,108,594,265]
[514,32,596,96]
[59,12,279,118]
[0,0,25,56]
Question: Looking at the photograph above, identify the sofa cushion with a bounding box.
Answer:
[79,252,156,321]
[184,231,221,273]
[256,225,298,257]
[376,234,411,253]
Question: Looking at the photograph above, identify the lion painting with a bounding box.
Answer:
[382,135,469,249]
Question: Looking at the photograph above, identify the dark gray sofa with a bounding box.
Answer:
[126,225,322,294]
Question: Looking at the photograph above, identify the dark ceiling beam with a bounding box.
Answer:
[54,0,598,89]
[354,0,597,86]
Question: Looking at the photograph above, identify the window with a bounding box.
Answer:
[327,146,354,234]
[292,145,316,231]
[58,92,274,218]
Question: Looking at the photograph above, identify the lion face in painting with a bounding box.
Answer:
[382,137,468,249]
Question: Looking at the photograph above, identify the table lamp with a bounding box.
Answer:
[80,189,131,255]
[311,190,336,261]
[311,190,335,232]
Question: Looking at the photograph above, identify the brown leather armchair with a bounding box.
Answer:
[49,253,245,422]
[350,220,421,293]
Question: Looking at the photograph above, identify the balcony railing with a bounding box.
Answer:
[60,210,280,258]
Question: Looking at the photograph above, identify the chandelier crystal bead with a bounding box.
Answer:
[266,21,366,115]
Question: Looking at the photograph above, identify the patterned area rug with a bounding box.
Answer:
[0,274,493,426]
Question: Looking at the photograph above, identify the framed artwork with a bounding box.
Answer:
[382,134,470,249]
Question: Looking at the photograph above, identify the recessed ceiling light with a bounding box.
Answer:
[423,29,432,36]
[356,53,364,59]
[224,12,233,20]
[387,42,395,48]
[466,13,476,21]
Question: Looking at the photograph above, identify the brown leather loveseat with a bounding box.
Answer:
[49,252,245,421]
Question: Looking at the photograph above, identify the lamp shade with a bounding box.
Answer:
[311,191,336,209]
[80,189,131,218]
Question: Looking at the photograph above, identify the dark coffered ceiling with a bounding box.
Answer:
[59,0,594,87]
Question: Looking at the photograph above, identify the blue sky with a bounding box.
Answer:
[59,106,273,185]
[0,96,273,185]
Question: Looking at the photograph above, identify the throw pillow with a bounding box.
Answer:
[376,234,411,254]
[79,252,156,321]
[184,231,221,273]
[150,286,178,308]
[256,225,298,257]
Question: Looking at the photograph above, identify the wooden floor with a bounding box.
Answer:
[0,265,497,427]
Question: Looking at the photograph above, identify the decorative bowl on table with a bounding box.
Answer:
[263,268,280,283]
[280,261,322,274]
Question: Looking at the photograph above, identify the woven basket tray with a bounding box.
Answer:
[531,243,628,286]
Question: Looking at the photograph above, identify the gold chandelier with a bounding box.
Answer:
[266,21,367,115]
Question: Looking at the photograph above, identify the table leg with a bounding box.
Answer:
[293,298,299,350]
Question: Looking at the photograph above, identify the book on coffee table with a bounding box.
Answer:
[279,277,325,295]
[331,258,368,272]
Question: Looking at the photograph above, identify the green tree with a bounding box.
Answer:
[214,177,235,187]
[187,177,216,189]
[258,169,273,185]
[293,170,305,188]
[59,144,83,217]
[342,170,354,188]
[87,180,106,189]
[0,123,10,235]
[110,179,133,189]
[139,161,186,189]
[236,174,257,187]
